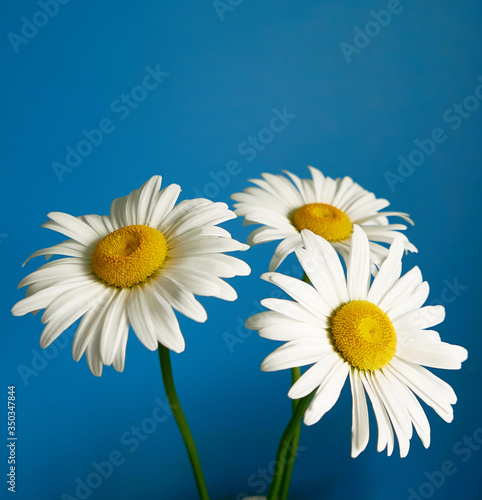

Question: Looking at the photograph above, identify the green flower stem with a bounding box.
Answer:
[267,391,314,500]
[157,344,210,500]
[278,367,302,499]
[274,272,311,499]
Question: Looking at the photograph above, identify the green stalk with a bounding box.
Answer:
[275,272,311,499]
[278,367,302,499]
[157,344,210,500]
[267,391,313,500]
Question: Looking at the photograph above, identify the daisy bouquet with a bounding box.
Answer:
[11,167,467,500]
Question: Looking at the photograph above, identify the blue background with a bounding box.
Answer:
[1,1,482,499]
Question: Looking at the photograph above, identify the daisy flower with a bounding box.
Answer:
[12,176,250,376]
[247,227,467,457]
[232,166,417,271]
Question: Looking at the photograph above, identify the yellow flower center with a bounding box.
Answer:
[292,203,352,242]
[330,300,396,371]
[91,225,168,288]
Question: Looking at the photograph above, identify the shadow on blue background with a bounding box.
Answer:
[1,1,481,499]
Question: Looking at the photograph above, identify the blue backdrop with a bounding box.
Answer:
[1,1,481,499]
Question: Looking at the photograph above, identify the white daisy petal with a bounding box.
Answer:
[246,311,304,330]
[72,288,115,361]
[346,226,371,300]
[42,212,100,246]
[136,175,163,225]
[307,165,325,199]
[348,198,390,221]
[269,235,303,271]
[247,226,296,246]
[331,176,355,207]
[378,266,423,312]
[258,323,329,342]
[125,187,141,226]
[384,365,431,448]
[395,358,456,416]
[22,239,90,266]
[146,287,185,353]
[39,282,103,348]
[360,371,394,455]
[397,329,441,344]
[110,195,128,229]
[159,198,210,230]
[168,226,232,245]
[350,368,370,458]
[12,280,95,317]
[362,224,409,234]
[79,214,110,238]
[261,272,331,319]
[370,370,412,458]
[86,326,104,377]
[356,211,414,226]
[320,176,338,204]
[166,203,236,239]
[149,183,182,228]
[282,170,309,201]
[396,342,468,370]
[39,281,99,324]
[261,172,304,207]
[100,289,129,366]
[169,237,248,258]
[19,260,93,288]
[113,324,129,373]
[155,275,207,323]
[387,282,430,320]
[393,306,445,331]
[163,266,237,301]
[298,231,349,306]
[304,360,349,425]
[261,339,332,372]
[169,254,250,278]
[260,298,321,325]
[367,237,405,305]
[288,352,340,399]
[126,287,161,351]
[241,208,295,230]
[340,190,373,215]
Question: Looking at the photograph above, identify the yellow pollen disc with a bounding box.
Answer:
[292,203,352,242]
[330,300,397,371]
[91,225,168,288]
